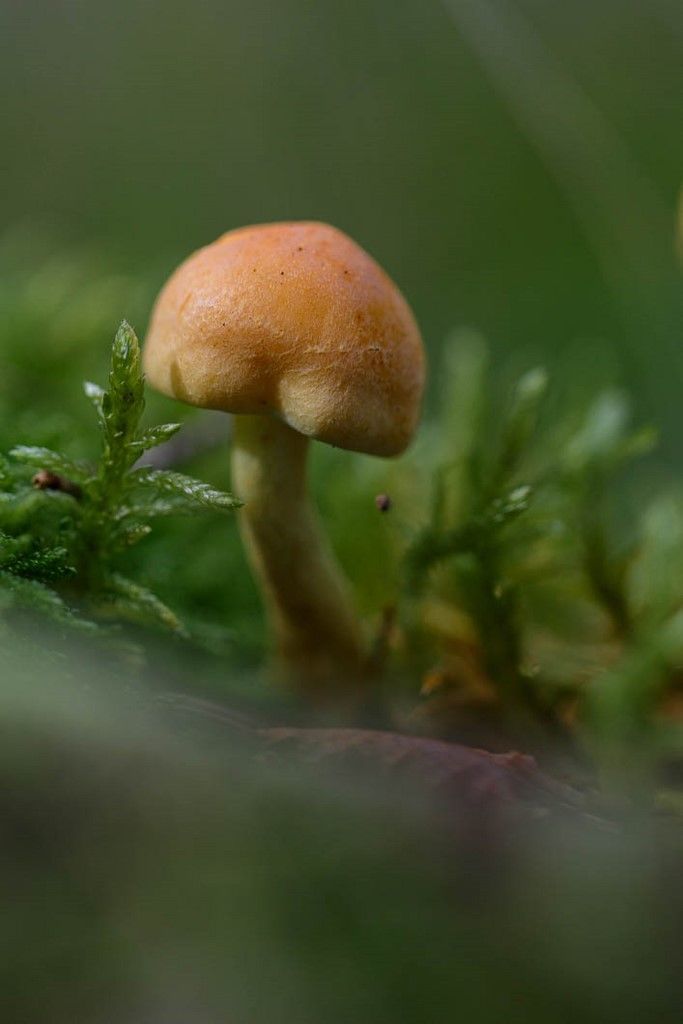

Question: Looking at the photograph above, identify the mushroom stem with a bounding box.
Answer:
[231,414,365,689]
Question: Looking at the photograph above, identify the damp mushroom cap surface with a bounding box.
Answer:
[143,221,425,456]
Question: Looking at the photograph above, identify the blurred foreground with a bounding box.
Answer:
[1,630,681,1024]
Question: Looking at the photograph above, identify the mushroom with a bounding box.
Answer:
[143,222,425,691]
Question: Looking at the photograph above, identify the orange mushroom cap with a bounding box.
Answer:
[143,222,425,456]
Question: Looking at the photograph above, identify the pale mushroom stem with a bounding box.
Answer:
[231,414,365,689]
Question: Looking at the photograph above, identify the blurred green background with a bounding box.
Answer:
[2,0,682,434]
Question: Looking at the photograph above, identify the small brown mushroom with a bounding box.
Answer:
[143,222,425,692]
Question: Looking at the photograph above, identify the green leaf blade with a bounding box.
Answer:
[103,573,187,637]
[128,422,182,457]
[9,445,92,483]
[104,321,145,455]
[132,468,242,513]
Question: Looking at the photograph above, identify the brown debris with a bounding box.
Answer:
[32,469,82,499]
